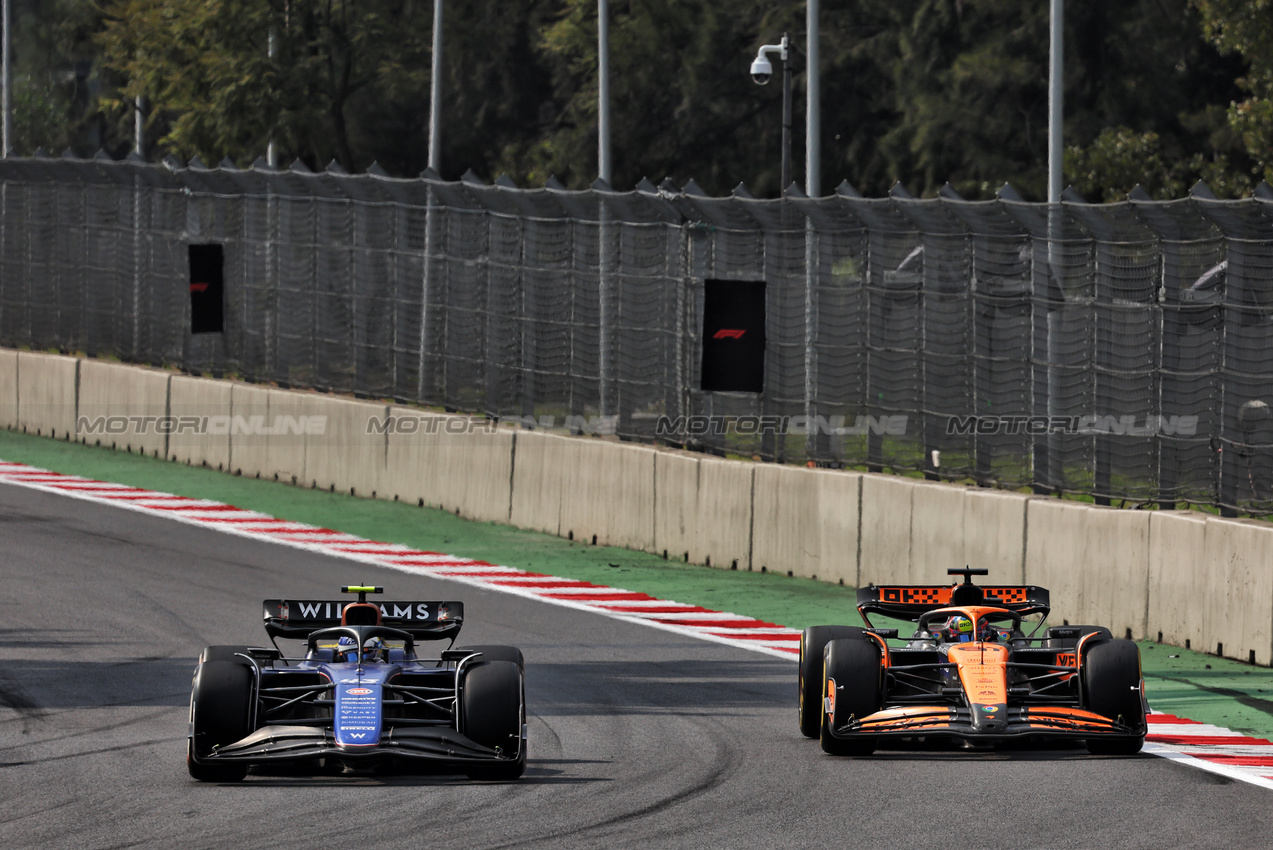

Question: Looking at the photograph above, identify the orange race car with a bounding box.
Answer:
[799,568,1147,756]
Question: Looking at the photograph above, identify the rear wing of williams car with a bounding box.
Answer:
[856,583,1050,622]
[262,599,464,641]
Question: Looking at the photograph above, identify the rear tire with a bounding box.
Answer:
[188,660,253,782]
[799,626,865,738]
[1082,639,1145,756]
[820,638,881,756]
[459,660,526,780]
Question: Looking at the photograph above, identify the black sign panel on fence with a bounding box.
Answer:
[701,279,765,393]
[188,244,224,334]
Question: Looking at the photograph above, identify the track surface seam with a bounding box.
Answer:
[4,459,1271,789]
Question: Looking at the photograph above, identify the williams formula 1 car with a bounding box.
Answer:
[799,569,1147,756]
[187,585,526,781]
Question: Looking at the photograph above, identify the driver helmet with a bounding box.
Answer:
[336,635,358,661]
[945,615,974,643]
[361,636,387,662]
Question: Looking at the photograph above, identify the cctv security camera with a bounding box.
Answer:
[750,55,773,86]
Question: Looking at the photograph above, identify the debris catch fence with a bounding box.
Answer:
[3,154,1273,515]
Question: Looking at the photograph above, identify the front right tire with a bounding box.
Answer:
[1081,639,1146,756]
[459,660,526,780]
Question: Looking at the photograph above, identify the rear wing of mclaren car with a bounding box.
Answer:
[262,599,464,641]
[856,583,1050,622]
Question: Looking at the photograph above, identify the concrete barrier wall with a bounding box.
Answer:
[226,383,273,480]
[559,440,656,551]
[908,482,967,583]
[0,349,18,429]
[653,454,754,569]
[1201,517,1273,666]
[168,374,232,470]
[859,475,915,587]
[433,424,514,524]
[1147,511,1209,651]
[752,465,860,584]
[508,430,569,535]
[17,351,78,438]
[9,347,1273,664]
[303,395,388,498]
[1025,500,1151,638]
[963,489,1030,584]
[76,359,170,458]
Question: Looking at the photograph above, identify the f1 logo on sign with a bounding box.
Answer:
[701,279,765,394]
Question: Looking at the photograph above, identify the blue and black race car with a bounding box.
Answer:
[187,585,526,781]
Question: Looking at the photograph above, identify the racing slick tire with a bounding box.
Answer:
[454,645,524,669]
[799,626,865,738]
[819,638,881,757]
[459,660,526,780]
[1081,639,1146,756]
[187,660,253,782]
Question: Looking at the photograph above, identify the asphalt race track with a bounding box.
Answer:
[3,482,1273,849]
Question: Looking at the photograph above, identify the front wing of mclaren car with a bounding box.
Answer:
[831,704,1144,743]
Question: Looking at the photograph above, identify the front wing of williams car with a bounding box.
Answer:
[187,587,526,781]
[805,570,1149,756]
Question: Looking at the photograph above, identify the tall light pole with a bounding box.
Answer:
[598,0,611,184]
[806,0,819,197]
[1047,0,1062,204]
[427,0,443,172]
[2,0,11,157]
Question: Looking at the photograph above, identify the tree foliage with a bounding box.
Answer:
[3,0,1264,199]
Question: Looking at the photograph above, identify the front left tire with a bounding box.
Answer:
[187,660,253,782]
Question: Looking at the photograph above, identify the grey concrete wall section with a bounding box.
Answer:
[508,430,568,535]
[1201,517,1273,666]
[16,351,78,438]
[262,389,322,487]
[168,375,232,470]
[653,452,754,568]
[909,482,967,583]
[226,383,272,480]
[382,407,443,508]
[652,451,699,560]
[434,424,515,524]
[693,457,755,569]
[751,465,860,585]
[1147,511,1210,650]
[0,349,18,429]
[304,395,388,499]
[559,439,656,550]
[1024,500,1151,638]
[858,475,915,587]
[76,359,170,458]
[962,489,1029,584]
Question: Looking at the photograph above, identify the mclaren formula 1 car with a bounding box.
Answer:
[799,568,1147,756]
[186,585,526,781]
